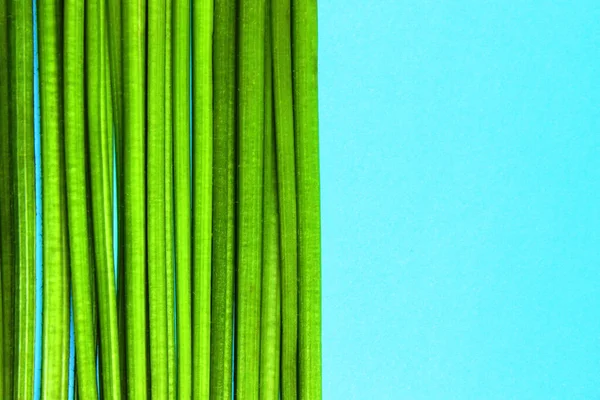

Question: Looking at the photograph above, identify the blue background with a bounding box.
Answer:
[319,1,600,399]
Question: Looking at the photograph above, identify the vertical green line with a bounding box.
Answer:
[148,0,168,393]
[210,1,236,398]
[259,4,281,397]
[272,0,299,396]
[105,0,122,137]
[38,0,70,395]
[89,0,123,395]
[164,0,176,398]
[123,0,148,394]
[11,0,37,383]
[0,0,15,395]
[192,0,213,397]
[105,0,126,388]
[173,0,192,394]
[64,0,98,395]
[0,263,4,398]
[292,1,321,398]
[236,0,266,398]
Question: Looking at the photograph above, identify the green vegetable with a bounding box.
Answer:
[88,0,122,396]
[164,0,176,397]
[38,0,70,396]
[259,6,281,397]
[210,0,237,398]
[236,0,266,398]
[0,0,15,395]
[192,0,213,398]
[272,0,299,397]
[64,0,98,395]
[6,1,36,398]
[123,0,148,395]
[172,0,192,394]
[0,268,4,398]
[147,0,168,393]
[9,0,36,396]
[292,1,322,398]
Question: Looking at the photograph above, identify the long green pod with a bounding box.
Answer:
[123,0,148,394]
[64,0,99,396]
[10,0,36,395]
[0,0,15,394]
[192,0,213,397]
[272,0,299,397]
[236,0,266,398]
[173,0,192,393]
[259,7,281,397]
[210,0,237,398]
[164,0,176,397]
[147,0,168,393]
[38,0,70,395]
[292,1,321,398]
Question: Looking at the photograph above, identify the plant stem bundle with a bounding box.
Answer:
[0,1,321,398]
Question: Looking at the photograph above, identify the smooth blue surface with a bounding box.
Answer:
[320,1,600,399]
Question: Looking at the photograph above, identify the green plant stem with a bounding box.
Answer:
[65,0,98,396]
[192,0,213,398]
[0,0,15,395]
[0,267,4,398]
[38,0,70,396]
[272,0,300,397]
[105,0,122,137]
[173,0,192,394]
[88,0,122,396]
[210,0,237,399]
[10,0,36,393]
[164,0,176,398]
[259,7,281,397]
[148,0,168,394]
[292,1,321,398]
[123,0,148,395]
[105,0,127,388]
[236,0,266,398]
